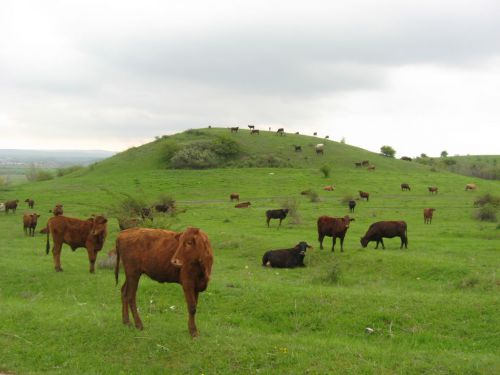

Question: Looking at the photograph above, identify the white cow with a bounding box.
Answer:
[315,144,324,155]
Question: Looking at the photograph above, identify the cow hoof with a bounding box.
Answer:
[55,267,63,272]
[190,330,199,338]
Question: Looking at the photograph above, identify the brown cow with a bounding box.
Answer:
[428,186,438,194]
[115,227,213,337]
[25,198,35,209]
[317,215,354,252]
[465,183,477,191]
[4,200,19,214]
[235,202,251,208]
[323,185,335,191]
[45,215,108,273]
[230,193,240,202]
[360,221,408,249]
[401,156,412,161]
[424,208,436,224]
[361,160,370,166]
[23,213,40,236]
[250,129,260,135]
[230,127,239,133]
[49,204,64,216]
[401,183,411,191]
[359,191,369,201]
[367,165,376,171]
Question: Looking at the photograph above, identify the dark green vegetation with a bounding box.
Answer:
[416,154,500,180]
[1,128,499,374]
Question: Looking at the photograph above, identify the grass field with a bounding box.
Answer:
[1,129,499,374]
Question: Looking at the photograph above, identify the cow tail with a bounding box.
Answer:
[114,244,120,286]
[45,225,50,255]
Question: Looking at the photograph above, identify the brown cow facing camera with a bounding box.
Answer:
[4,200,19,214]
[23,213,40,236]
[25,198,35,209]
[230,193,239,202]
[317,215,354,252]
[49,204,64,216]
[424,208,436,224]
[45,215,108,273]
[115,227,214,337]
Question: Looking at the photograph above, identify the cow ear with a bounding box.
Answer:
[350,218,355,222]
[175,233,182,240]
[102,218,107,223]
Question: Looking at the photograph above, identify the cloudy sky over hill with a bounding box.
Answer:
[1,0,499,156]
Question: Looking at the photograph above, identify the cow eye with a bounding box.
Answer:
[186,240,194,246]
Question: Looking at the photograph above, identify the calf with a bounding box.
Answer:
[276,128,285,136]
[45,215,108,273]
[250,129,260,135]
[423,208,436,224]
[25,198,35,209]
[266,208,289,227]
[230,193,240,202]
[4,200,19,214]
[294,145,302,152]
[323,185,335,191]
[262,242,312,268]
[23,213,40,236]
[235,202,251,208]
[359,191,369,201]
[360,221,408,249]
[317,215,354,252]
[428,186,438,194]
[401,183,411,191]
[230,127,239,133]
[348,200,356,213]
[465,183,477,191]
[115,227,213,337]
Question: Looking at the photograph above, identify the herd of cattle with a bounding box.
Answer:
[1,179,478,337]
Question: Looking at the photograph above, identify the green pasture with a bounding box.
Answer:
[0,129,499,374]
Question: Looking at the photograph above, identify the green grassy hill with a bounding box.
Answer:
[1,128,499,374]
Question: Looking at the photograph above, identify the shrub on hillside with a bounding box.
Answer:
[320,165,331,178]
[161,142,181,165]
[302,189,320,203]
[280,197,301,224]
[170,142,218,169]
[474,193,500,208]
[26,165,54,181]
[211,137,241,159]
[56,165,84,177]
[380,145,396,158]
[475,204,498,222]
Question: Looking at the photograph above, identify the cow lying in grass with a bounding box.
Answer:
[262,242,312,268]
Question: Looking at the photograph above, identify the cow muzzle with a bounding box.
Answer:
[171,258,183,268]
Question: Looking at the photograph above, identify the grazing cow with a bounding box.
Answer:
[465,183,477,191]
[355,162,362,167]
[49,204,64,216]
[235,202,251,208]
[294,145,302,152]
[401,183,411,191]
[367,165,376,171]
[45,215,108,273]
[248,125,255,130]
[23,213,40,236]
[361,160,369,167]
[360,221,408,249]
[348,200,356,213]
[315,144,324,155]
[262,242,312,268]
[115,227,213,337]
[323,185,335,191]
[230,193,240,202]
[276,128,285,136]
[266,208,289,227]
[4,200,19,214]
[313,132,317,136]
[401,156,412,161]
[230,127,239,133]
[317,215,354,252]
[25,198,35,209]
[424,208,436,224]
[359,191,369,201]
[295,132,299,135]
[428,186,438,194]
[250,129,260,135]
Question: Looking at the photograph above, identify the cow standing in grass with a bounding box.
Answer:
[25,198,35,209]
[23,213,40,236]
[428,186,438,194]
[317,215,354,252]
[424,208,436,224]
[266,209,289,228]
[115,227,213,337]
[360,221,408,249]
[4,200,19,214]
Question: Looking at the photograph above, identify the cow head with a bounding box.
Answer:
[296,241,313,255]
[88,215,108,252]
[360,237,369,248]
[343,215,355,228]
[171,227,214,279]
[24,198,30,202]
[31,213,40,223]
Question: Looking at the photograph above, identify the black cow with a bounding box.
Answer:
[348,200,356,213]
[262,242,312,268]
[266,209,289,227]
[360,221,408,249]
[294,145,302,152]
[276,128,285,136]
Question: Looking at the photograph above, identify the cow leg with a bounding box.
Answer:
[318,234,325,250]
[375,240,379,249]
[266,218,270,227]
[87,249,97,273]
[331,237,336,252]
[52,243,63,272]
[380,238,385,249]
[121,280,130,326]
[278,218,283,228]
[126,275,143,330]
[24,226,27,236]
[182,283,199,337]
[340,236,344,252]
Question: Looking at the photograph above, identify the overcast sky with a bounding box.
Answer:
[1,0,499,157]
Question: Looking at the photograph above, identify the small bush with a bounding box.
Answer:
[323,261,342,285]
[170,142,218,169]
[280,197,301,224]
[320,165,331,178]
[161,142,181,165]
[26,165,54,181]
[56,165,84,177]
[112,194,148,219]
[475,204,498,222]
[474,193,500,208]
[211,137,241,159]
